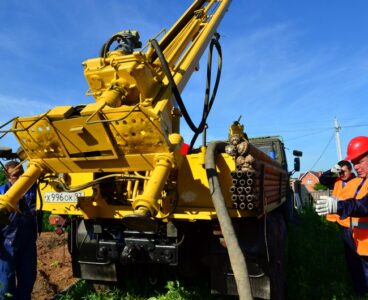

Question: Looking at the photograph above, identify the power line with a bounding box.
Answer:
[343,124,368,129]
[308,131,335,171]
[284,128,332,142]
[248,123,368,141]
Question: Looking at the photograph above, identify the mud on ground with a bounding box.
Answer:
[32,232,76,300]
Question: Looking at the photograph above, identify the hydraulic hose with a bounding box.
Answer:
[205,141,253,300]
[150,39,198,133]
[150,37,222,152]
[189,35,222,150]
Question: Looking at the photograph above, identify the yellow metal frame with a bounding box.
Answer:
[0,0,235,220]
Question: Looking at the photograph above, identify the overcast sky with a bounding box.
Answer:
[0,0,367,175]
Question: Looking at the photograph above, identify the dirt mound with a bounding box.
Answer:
[32,232,77,300]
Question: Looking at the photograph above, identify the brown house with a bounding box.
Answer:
[299,171,322,193]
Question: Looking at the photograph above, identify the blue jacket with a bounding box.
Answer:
[0,182,37,244]
[337,195,368,219]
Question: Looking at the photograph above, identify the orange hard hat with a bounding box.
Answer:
[345,136,368,161]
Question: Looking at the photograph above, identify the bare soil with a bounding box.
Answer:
[32,232,77,300]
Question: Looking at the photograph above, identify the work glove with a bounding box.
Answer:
[315,195,339,216]
[330,164,342,174]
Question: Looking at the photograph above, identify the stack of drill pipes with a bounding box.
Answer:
[247,142,285,168]
[252,162,287,177]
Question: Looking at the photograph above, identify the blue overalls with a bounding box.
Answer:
[0,183,37,300]
[337,178,368,295]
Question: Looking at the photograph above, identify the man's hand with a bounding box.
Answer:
[330,164,342,174]
[315,195,339,216]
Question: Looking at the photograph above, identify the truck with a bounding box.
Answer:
[0,1,302,299]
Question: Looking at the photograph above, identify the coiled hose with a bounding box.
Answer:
[205,141,253,300]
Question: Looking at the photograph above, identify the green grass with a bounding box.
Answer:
[58,279,232,300]
[286,205,366,300]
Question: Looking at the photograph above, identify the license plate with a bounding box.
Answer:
[44,192,84,203]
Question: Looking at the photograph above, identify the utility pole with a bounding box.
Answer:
[334,117,342,161]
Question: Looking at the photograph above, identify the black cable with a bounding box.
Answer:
[99,33,125,58]
[150,39,198,133]
[150,35,222,153]
[189,35,222,150]
[309,131,335,170]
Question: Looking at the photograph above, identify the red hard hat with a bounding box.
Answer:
[345,136,368,161]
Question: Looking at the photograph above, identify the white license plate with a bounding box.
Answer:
[44,192,84,203]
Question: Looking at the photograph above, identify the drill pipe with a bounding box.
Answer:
[239,179,246,186]
[241,142,284,169]
[254,178,286,186]
[237,187,245,194]
[246,171,255,178]
[253,172,285,180]
[239,202,246,210]
[246,194,254,202]
[236,171,245,178]
[244,186,252,194]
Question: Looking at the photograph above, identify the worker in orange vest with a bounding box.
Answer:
[319,160,355,222]
[316,136,368,295]
[319,160,355,191]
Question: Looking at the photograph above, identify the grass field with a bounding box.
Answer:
[286,206,365,300]
[58,206,367,300]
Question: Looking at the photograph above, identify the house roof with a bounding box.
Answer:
[299,171,322,181]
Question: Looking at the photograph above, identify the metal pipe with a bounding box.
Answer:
[244,186,252,194]
[237,187,244,194]
[246,171,254,178]
[239,202,246,210]
[236,171,244,178]
[0,162,43,213]
[246,195,254,202]
[132,153,172,216]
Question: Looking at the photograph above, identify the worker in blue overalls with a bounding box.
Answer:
[316,136,368,295]
[0,161,37,300]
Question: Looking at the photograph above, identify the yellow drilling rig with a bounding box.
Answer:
[0,1,302,299]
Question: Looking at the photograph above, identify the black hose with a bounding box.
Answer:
[100,33,125,58]
[150,36,222,153]
[150,39,198,133]
[189,35,222,150]
[205,141,253,300]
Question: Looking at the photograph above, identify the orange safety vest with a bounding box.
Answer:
[326,178,345,222]
[333,177,368,256]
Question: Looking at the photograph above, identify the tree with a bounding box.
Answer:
[313,182,328,191]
